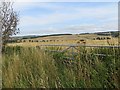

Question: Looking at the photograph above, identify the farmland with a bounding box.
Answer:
[8,33,119,47]
[2,32,120,88]
[1,1,119,88]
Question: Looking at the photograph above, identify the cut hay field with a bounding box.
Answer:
[8,34,119,47]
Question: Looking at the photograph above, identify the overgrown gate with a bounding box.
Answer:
[39,44,120,60]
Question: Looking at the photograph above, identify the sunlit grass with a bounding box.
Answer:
[2,46,120,88]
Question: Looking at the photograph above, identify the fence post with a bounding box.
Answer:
[71,46,74,60]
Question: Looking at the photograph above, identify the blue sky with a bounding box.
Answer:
[13,1,118,36]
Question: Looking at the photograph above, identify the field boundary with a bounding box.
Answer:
[40,44,120,48]
[39,44,120,59]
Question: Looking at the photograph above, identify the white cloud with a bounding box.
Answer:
[14,2,118,35]
[19,3,117,26]
[64,23,117,33]
[19,22,117,35]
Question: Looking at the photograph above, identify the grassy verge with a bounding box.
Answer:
[2,46,120,88]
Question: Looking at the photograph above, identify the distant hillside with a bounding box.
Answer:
[12,34,72,40]
[11,31,119,40]
[37,34,72,38]
[94,31,119,37]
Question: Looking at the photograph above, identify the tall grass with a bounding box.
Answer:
[2,46,120,88]
[2,46,60,88]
